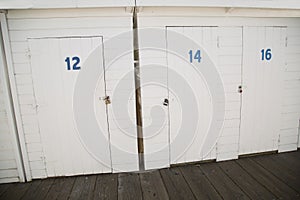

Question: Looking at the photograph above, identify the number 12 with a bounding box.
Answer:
[65,56,81,70]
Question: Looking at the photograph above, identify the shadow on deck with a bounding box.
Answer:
[0,150,300,200]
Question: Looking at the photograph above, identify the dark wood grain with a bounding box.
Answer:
[0,182,31,200]
[219,160,276,199]
[30,178,55,200]
[237,157,300,199]
[1,151,299,200]
[252,155,300,193]
[93,173,118,200]
[199,162,250,200]
[0,183,13,198]
[179,165,222,200]
[21,180,42,200]
[118,173,142,200]
[140,170,169,200]
[159,167,196,200]
[55,176,76,200]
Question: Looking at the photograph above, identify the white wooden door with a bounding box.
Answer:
[239,27,287,154]
[29,37,112,176]
[166,27,243,164]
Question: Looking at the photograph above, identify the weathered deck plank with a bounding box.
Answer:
[118,173,143,200]
[179,165,222,200]
[237,157,300,199]
[159,167,196,200]
[139,170,169,200]
[44,177,75,200]
[199,162,250,200]
[219,160,276,199]
[93,173,118,200]
[0,183,13,197]
[252,155,300,194]
[21,180,43,200]
[0,182,31,200]
[0,150,299,200]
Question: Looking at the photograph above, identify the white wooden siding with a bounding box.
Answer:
[6,9,135,179]
[279,27,300,152]
[0,79,20,183]
[137,0,300,9]
[0,35,24,183]
[138,14,300,161]
[216,27,243,161]
[0,0,135,9]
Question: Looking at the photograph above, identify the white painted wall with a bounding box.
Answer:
[138,8,300,163]
[137,0,300,9]
[0,27,24,183]
[1,6,300,182]
[279,27,300,152]
[6,8,137,179]
[0,0,134,9]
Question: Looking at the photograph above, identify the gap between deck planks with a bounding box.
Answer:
[0,150,299,200]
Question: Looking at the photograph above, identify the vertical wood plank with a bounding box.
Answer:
[179,165,222,200]
[199,163,250,199]
[219,161,277,199]
[139,170,169,200]
[21,180,42,200]
[0,182,30,200]
[237,157,300,199]
[251,155,300,193]
[78,175,97,200]
[118,173,143,200]
[30,178,55,200]
[45,177,76,200]
[93,173,118,200]
[159,167,196,200]
[0,183,13,197]
[55,177,76,200]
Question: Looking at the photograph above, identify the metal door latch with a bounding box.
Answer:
[163,98,169,106]
[238,85,243,93]
[100,96,111,105]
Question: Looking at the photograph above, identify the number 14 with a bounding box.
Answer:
[189,50,202,63]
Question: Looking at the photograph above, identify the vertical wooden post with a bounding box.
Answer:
[133,7,145,170]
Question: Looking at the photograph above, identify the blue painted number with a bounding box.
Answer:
[189,50,201,63]
[261,48,272,61]
[65,56,81,70]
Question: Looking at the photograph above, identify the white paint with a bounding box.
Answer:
[6,9,136,179]
[0,12,31,181]
[0,0,134,9]
[1,6,300,182]
[239,27,286,155]
[166,27,214,164]
[279,27,300,152]
[0,21,25,183]
[138,12,300,162]
[137,0,300,10]
[28,37,113,176]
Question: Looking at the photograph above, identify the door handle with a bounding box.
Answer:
[100,96,111,105]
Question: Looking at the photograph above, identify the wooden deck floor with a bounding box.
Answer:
[0,150,300,200]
